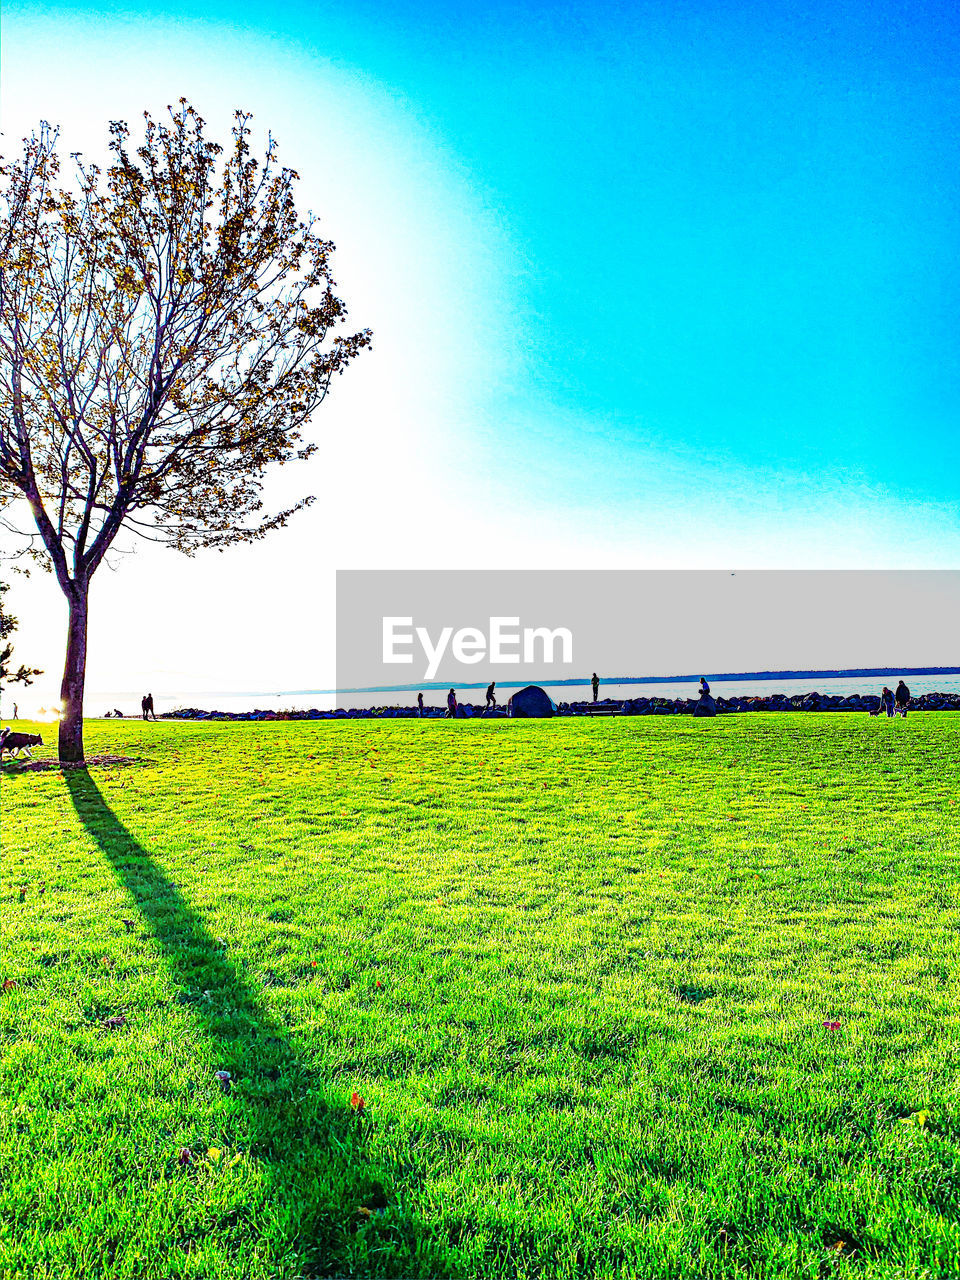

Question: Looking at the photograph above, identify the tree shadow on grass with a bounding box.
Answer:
[59,766,446,1279]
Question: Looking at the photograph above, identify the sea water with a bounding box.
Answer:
[78,674,960,718]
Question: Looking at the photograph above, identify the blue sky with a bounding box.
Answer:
[44,0,958,497]
[2,0,958,705]
[296,0,960,483]
[6,0,960,531]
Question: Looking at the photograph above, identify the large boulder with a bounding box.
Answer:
[508,685,557,718]
[693,692,717,718]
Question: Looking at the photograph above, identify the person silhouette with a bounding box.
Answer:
[699,676,710,696]
[895,679,910,718]
[417,692,425,717]
[591,672,600,703]
[142,693,157,721]
[445,688,458,719]
[485,682,496,711]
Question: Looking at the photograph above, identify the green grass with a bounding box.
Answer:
[1,714,958,1280]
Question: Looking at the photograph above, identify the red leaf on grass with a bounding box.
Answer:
[350,1092,365,1114]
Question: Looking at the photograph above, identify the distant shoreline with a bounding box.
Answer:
[322,667,960,696]
[138,685,960,721]
[66,666,960,702]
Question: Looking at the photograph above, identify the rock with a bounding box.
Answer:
[694,693,717,718]
[508,685,557,718]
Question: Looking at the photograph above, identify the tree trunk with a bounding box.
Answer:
[58,584,89,763]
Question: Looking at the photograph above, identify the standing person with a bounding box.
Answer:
[417,692,425,717]
[880,686,895,717]
[141,695,149,721]
[11,702,17,721]
[591,672,600,703]
[445,688,458,719]
[895,679,910,717]
[699,676,710,696]
[485,681,497,711]
[143,693,157,721]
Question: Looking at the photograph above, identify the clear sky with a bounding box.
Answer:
[1,0,958,710]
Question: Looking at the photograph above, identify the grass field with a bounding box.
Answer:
[1,714,958,1280]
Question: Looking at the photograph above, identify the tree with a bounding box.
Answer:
[0,102,370,761]
[0,578,42,689]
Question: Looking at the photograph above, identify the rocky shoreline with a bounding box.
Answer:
[157,690,960,721]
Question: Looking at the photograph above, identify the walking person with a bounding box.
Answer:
[485,681,496,712]
[141,695,149,721]
[880,686,895,718]
[895,679,910,718]
[11,702,17,721]
[591,672,600,703]
[142,692,157,721]
[445,688,458,719]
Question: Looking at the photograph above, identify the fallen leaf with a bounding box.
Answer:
[103,1014,127,1030]
[350,1091,365,1114]
[900,1110,930,1128]
[2,978,17,992]
[177,1147,193,1166]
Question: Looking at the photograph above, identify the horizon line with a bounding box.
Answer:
[76,665,959,699]
[328,665,959,695]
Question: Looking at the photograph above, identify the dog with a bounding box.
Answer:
[0,729,43,760]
